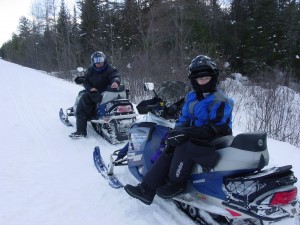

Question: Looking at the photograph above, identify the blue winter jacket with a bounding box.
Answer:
[176,90,234,139]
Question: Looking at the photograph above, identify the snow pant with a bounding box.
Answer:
[75,91,102,133]
[142,139,220,191]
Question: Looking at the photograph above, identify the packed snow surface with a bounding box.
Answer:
[0,59,299,225]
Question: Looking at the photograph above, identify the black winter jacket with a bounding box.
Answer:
[83,64,121,93]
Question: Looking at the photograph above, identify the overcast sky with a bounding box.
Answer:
[0,0,32,46]
[0,0,231,47]
[0,0,76,47]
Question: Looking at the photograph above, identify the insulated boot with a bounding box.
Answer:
[124,183,155,205]
[69,131,87,138]
[156,181,185,199]
[69,115,88,138]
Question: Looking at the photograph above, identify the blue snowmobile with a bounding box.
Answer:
[93,81,300,225]
[59,67,137,144]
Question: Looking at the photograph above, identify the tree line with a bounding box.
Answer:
[0,0,299,146]
[0,0,299,86]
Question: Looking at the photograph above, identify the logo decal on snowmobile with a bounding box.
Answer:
[258,139,264,147]
[193,179,206,184]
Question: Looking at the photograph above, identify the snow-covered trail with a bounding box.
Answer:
[1,59,299,225]
[0,60,195,225]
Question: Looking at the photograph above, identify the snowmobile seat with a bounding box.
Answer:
[211,132,269,172]
[230,132,267,152]
[211,135,234,150]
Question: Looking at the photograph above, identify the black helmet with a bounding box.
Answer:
[188,55,219,93]
[188,55,218,80]
[91,51,106,65]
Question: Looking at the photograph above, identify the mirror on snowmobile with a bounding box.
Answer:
[144,82,154,91]
[77,67,84,72]
[144,82,158,97]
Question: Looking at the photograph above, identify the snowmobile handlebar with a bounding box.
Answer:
[74,76,85,85]
[146,102,165,112]
[136,100,165,115]
[137,97,183,120]
[144,102,180,120]
[105,84,125,92]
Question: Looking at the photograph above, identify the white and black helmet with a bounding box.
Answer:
[188,55,219,80]
[91,51,107,65]
[188,55,219,93]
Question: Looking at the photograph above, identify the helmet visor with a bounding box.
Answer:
[93,56,105,64]
[190,71,212,79]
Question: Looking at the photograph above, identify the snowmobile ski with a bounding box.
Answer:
[93,146,123,189]
[59,108,73,126]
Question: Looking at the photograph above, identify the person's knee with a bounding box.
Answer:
[89,92,102,103]
[80,93,91,102]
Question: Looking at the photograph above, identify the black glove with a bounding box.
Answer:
[167,104,178,115]
[167,129,188,147]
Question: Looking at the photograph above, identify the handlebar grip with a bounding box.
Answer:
[136,100,165,114]
[74,76,85,85]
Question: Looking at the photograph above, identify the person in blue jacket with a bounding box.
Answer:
[124,55,234,205]
[70,51,120,138]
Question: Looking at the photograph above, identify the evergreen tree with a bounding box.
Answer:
[78,0,101,62]
[278,0,300,77]
[119,0,140,51]
[17,16,37,68]
[70,5,82,67]
[56,0,72,71]
[244,0,283,67]
[40,26,57,71]
[18,16,32,39]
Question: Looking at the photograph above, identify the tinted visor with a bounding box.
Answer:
[93,56,105,64]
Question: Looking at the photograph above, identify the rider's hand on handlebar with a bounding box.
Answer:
[167,104,178,115]
[111,82,119,89]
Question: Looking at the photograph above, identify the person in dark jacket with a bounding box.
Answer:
[70,51,121,138]
[124,55,234,205]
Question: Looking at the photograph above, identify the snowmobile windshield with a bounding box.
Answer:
[155,81,191,104]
